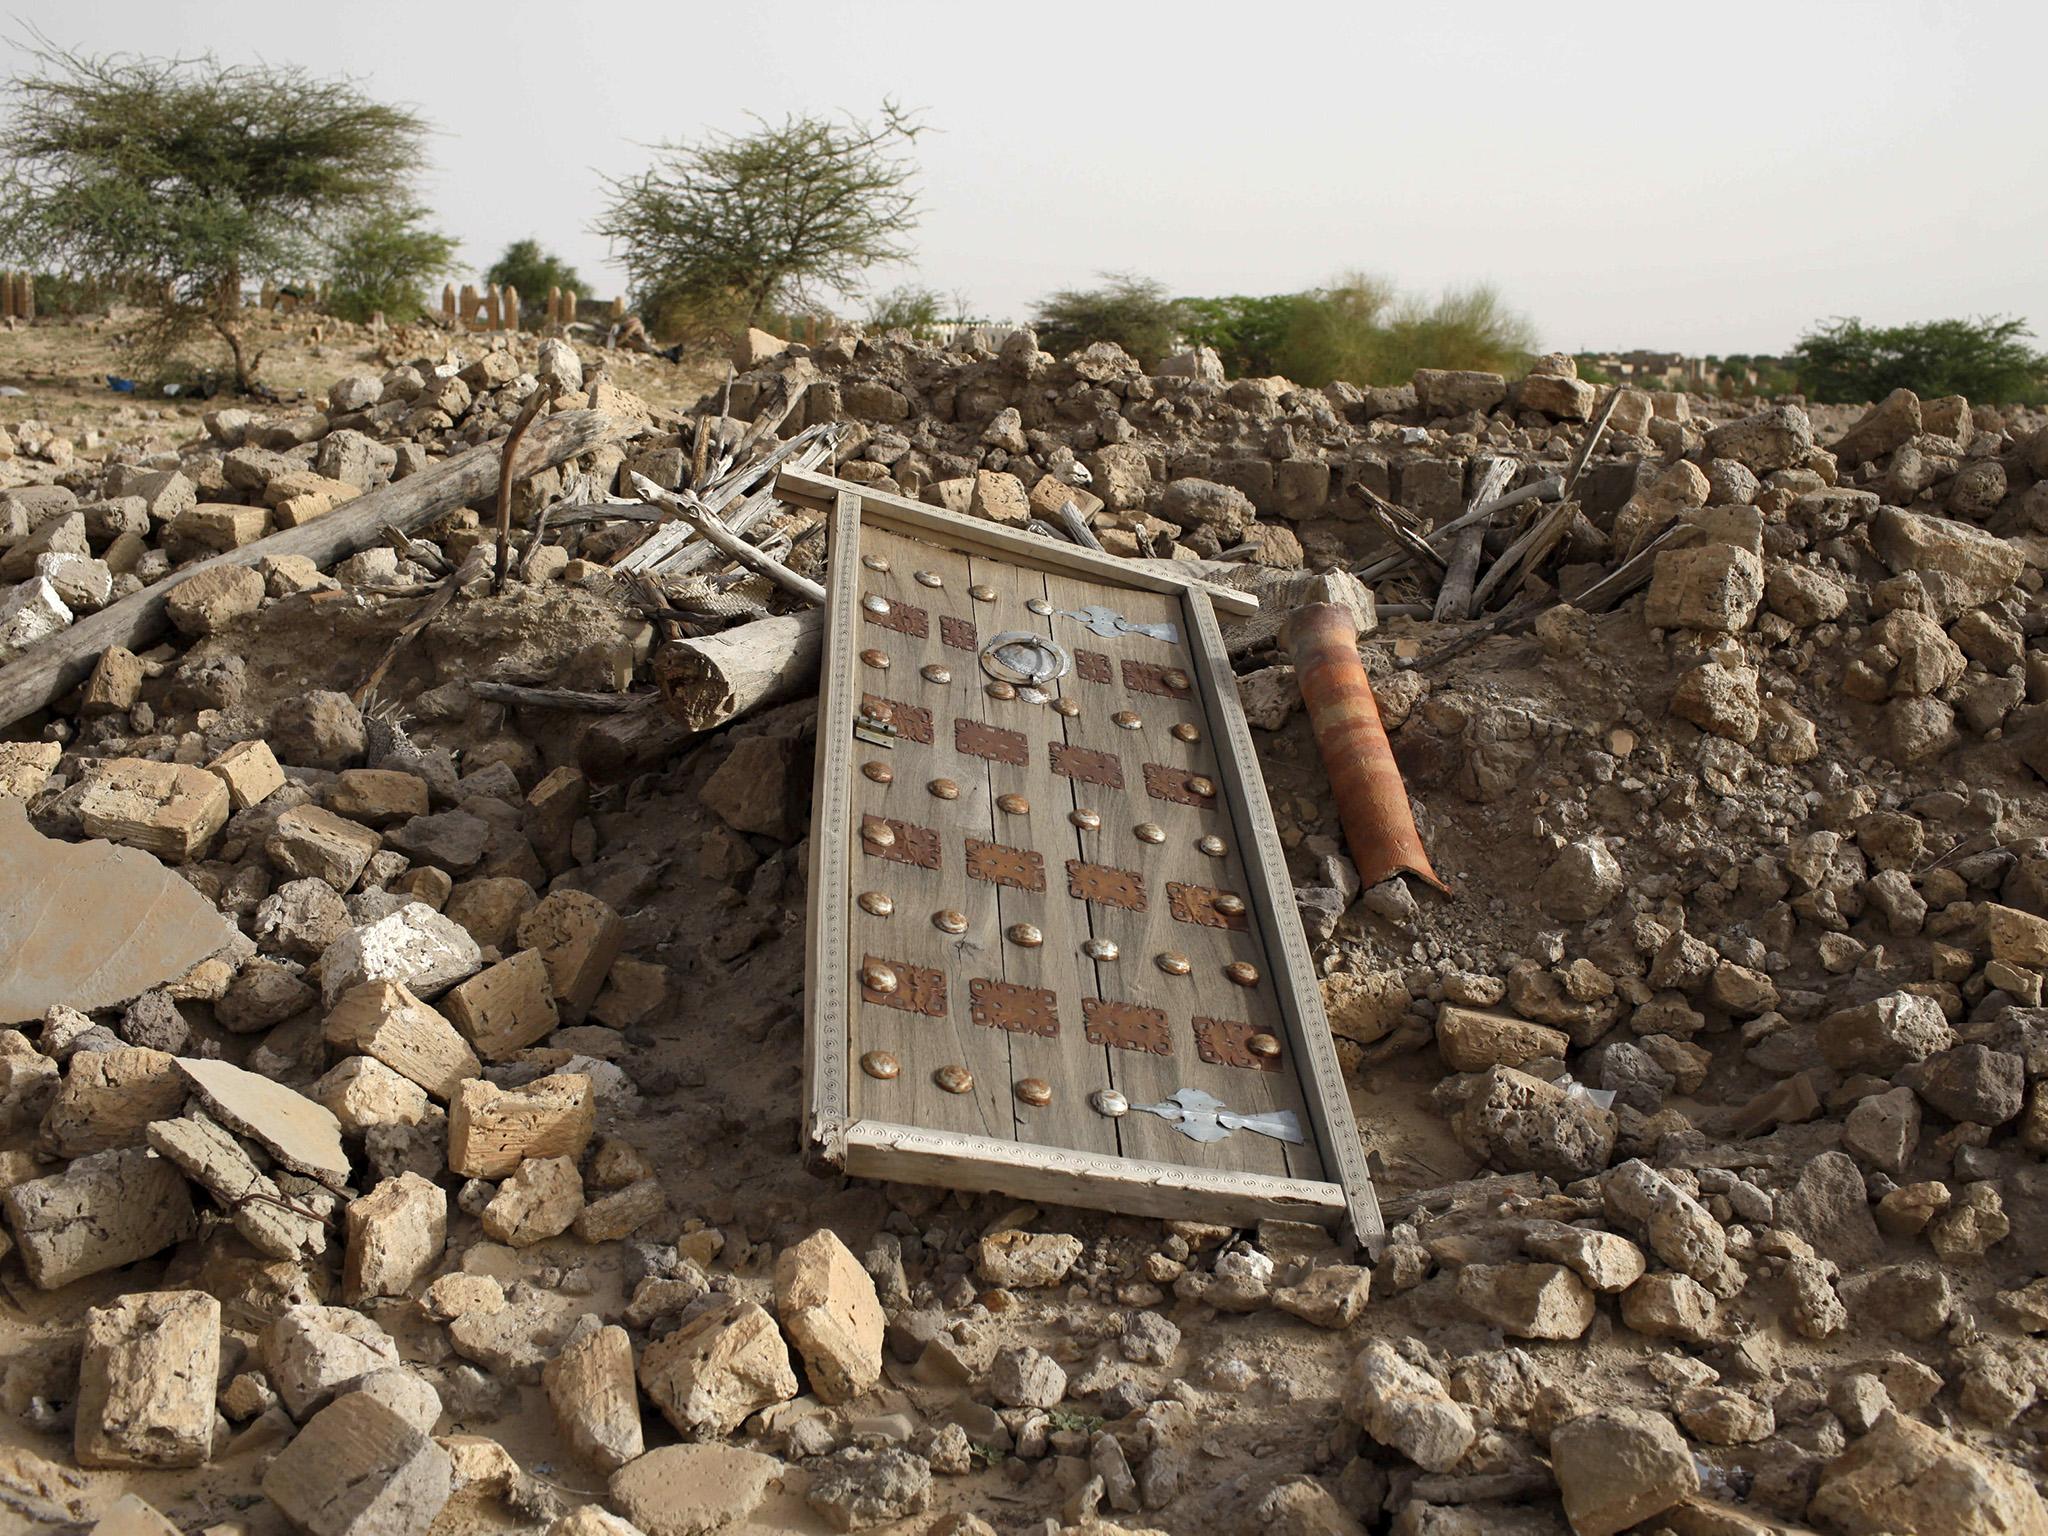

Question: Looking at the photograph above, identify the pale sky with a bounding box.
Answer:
[6,0,2045,358]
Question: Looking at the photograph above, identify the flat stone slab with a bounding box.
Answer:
[147,1111,328,1259]
[175,1057,351,1189]
[0,799,235,1024]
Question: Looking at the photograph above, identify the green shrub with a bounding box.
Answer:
[323,205,458,324]
[1031,272,1183,367]
[484,239,589,306]
[866,283,949,339]
[1792,315,2047,405]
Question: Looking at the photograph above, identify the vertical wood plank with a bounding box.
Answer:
[1185,589,1383,1246]
[845,528,1010,1138]
[966,553,1118,1156]
[804,491,865,1155]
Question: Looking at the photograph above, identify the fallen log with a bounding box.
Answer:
[576,698,695,783]
[652,610,823,731]
[0,408,615,733]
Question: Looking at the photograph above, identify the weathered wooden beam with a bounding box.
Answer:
[0,409,616,732]
[652,611,824,731]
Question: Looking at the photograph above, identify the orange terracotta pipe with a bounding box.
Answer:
[1284,602,1450,895]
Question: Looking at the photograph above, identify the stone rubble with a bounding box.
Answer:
[0,319,2044,1534]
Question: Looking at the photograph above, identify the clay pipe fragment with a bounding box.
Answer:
[1284,598,1450,896]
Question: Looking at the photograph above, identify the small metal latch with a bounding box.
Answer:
[1059,605,1181,645]
[854,706,898,747]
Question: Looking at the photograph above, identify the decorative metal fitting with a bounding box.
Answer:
[915,570,943,587]
[861,554,891,572]
[861,594,891,615]
[861,1050,900,1080]
[861,761,894,785]
[860,960,899,994]
[1224,961,1261,987]
[928,778,960,800]
[1052,698,1081,717]
[1156,952,1191,975]
[1112,710,1143,730]
[1134,823,1166,844]
[933,909,969,934]
[857,891,894,917]
[1082,937,1120,961]
[996,793,1030,815]
[1015,1078,1053,1107]
[1198,834,1227,856]
[921,664,952,684]
[1007,922,1043,948]
[1172,723,1201,743]
[862,821,897,849]
[981,631,1071,689]
[969,584,997,602]
[1215,894,1247,916]
[1026,597,1053,615]
[1091,1088,1130,1117]
[1188,775,1216,797]
[860,648,889,669]
[985,681,1017,701]
[1070,809,1102,831]
[934,1065,974,1094]
[1248,1032,1282,1059]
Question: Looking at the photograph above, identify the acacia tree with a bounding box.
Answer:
[0,41,433,389]
[597,102,923,334]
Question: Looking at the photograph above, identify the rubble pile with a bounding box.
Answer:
[1,315,2047,1535]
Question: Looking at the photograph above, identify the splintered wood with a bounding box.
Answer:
[799,475,1380,1245]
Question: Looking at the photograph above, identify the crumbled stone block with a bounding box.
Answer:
[147,1111,326,1260]
[516,890,625,1024]
[261,1390,453,1536]
[544,1323,643,1472]
[481,1156,584,1247]
[266,1305,403,1419]
[330,769,431,826]
[313,1055,431,1134]
[206,739,285,809]
[441,949,558,1060]
[774,1228,885,1404]
[608,1444,782,1536]
[0,740,63,798]
[448,1072,594,1179]
[344,1172,448,1302]
[323,981,480,1102]
[76,1290,220,1468]
[638,1295,797,1437]
[164,563,264,636]
[42,1045,185,1157]
[78,757,231,862]
[591,958,668,1030]
[2,1147,197,1288]
[572,1176,668,1243]
[267,805,382,890]
[167,503,269,558]
[319,901,482,1006]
